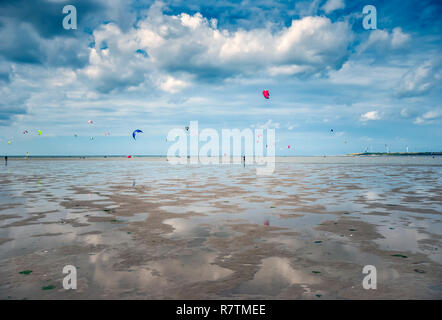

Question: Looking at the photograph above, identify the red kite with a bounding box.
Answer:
[262,90,270,99]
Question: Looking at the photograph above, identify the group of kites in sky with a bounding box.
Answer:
[6,90,338,149]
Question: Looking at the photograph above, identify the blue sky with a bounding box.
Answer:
[0,0,441,156]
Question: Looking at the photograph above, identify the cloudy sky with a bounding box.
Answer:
[0,0,441,156]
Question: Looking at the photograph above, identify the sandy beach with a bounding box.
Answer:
[0,156,441,299]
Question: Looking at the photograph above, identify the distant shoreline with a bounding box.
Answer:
[1,152,441,160]
[348,152,442,156]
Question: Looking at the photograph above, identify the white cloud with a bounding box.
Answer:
[78,3,354,92]
[360,110,382,121]
[321,0,345,14]
[158,75,190,93]
[414,109,442,125]
[400,108,409,117]
[357,27,411,54]
[391,27,411,49]
[396,59,442,98]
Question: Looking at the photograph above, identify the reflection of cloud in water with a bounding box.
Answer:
[149,252,233,283]
[235,257,320,296]
[163,218,195,236]
[89,252,168,292]
[375,227,428,253]
[364,191,381,201]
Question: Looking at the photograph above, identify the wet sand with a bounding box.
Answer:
[0,157,441,299]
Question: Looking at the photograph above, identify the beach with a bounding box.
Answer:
[0,156,441,299]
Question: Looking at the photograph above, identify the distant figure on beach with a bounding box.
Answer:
[242,155,245,167]
[4,156,7,166]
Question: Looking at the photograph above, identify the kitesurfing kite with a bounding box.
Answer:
[132,129,143,140]
[262,90,270,99]
[37,130,42,135]
[23,130,28,134]
[88,120,93,124]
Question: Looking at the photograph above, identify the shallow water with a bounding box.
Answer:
[0,157,441,299]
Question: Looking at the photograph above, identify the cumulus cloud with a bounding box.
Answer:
[158,75,190,93]
[396,59,442,98]
[414,109,442,125]
[360,110,382,121]
[357,27,411,55]
[80,22,150,93]
[321,0,345,14]
[79,3,354,92]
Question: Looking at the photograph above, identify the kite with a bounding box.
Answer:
[8,141,11,145]
[88,120,93,124]
[132,129,143,140]
[23,130,28,134]
[127,155,132,158]
[288,145,291,149]
[104,132,110,136]
[330,129,334,133]
[37,130,42,135]
[262,90,270,99]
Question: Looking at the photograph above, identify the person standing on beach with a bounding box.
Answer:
[4,156,7,166]
[242,155,245,167]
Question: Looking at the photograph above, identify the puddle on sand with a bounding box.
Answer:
[148,252,233,283]
[232,257,320,296]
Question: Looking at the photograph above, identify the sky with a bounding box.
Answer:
[0,0,441,156]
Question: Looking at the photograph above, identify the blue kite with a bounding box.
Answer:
[132,129,143,140]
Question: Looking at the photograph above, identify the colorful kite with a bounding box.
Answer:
[262,90,270,99]
[132,129,143,140]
